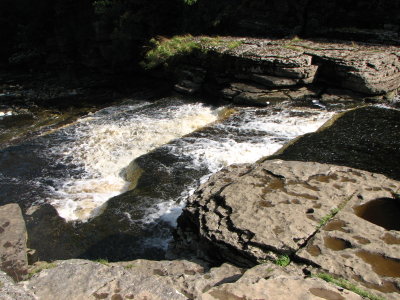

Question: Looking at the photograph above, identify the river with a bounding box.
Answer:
[0,96,335,261]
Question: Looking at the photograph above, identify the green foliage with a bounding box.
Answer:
[142,35,243,69]
[95,258,109,265]
[141,35,201,69]
[183,0,198,5]
[274,254,291,267]
[318,207,340,228]
[28,262,57,279]
[227,40,243,49]
[315,273,386,300]
[124,264,136,269]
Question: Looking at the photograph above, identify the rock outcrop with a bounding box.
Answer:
[16,258,370,300]
[20,259,243,300]
[174,159,400,299]
[0,204,28,281]
[168,37,400,106]
[173,106,400,299]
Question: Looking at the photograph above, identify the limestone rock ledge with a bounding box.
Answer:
[0,259,365,300]
[173,106,400,300]
[168,37,400,106]
[174,160,400,299]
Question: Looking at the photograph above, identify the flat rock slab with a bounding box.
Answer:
[298,191,400,300]
[22,259,187,300]
[202,276,364,300]
[178,160,400,266]
[0,204,28,281]
[202,262,363,300]
[21,259,243,300]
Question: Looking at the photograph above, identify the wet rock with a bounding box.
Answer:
[0,271,35,300]
[233,90,290,106]
[285,87,319,101]
[250,74,300,87]
[269,106,400,181]
[0,204,28,281]
[174,160,400,267]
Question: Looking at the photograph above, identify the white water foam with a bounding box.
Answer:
[142,108,335,228]
[48,100,222,221]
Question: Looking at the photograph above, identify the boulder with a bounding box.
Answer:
[0,204,28,281]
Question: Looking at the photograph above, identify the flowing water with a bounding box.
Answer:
[0,96,336,261]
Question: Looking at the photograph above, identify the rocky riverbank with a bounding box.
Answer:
[150,37,400,108]
[1,106,399,300]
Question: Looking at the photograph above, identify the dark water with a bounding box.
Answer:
[0,97,335,262]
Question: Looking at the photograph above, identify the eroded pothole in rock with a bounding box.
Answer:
[323,236,352,251]
[356,250,400,278]
[353,197,400,230]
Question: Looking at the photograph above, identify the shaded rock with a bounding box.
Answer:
[269,106,400,180]
[250,74,300,87]
[0,204,28,281]
[0,271,35,300]
[313,47,400,95]
[233,91,290,106]
[286,87,319,101]
[175,160,400,267]
[221,83,291,106]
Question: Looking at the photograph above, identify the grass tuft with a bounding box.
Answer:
[123,264,135,269]
[317,207,340,229]
[141,35,242,69]
[315,273,387,300]
[95,258,109,265]
[28,262,57,279]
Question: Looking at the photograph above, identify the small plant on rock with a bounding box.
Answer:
[28,262,57,279]
[274,254,291,267]
[95,258,109,265]
[315,273,386,300]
